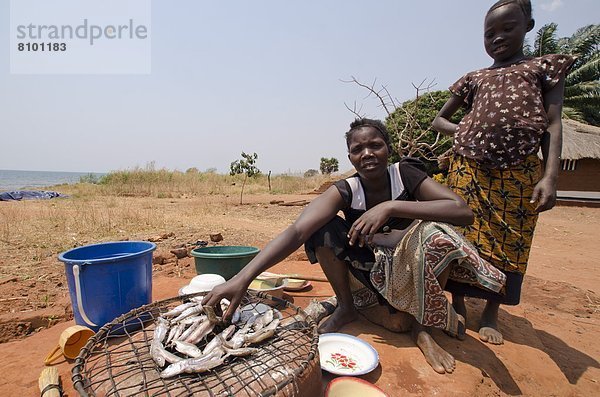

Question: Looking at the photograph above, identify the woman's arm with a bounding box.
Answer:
[203,186,345,318]
[432,94,464,136]
[348,177,473,246]
[532,78,566,212]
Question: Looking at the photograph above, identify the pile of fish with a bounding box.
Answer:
[150,297,280,378]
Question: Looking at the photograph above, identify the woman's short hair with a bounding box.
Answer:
[345,118,392,152]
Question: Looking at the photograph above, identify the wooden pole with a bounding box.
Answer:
[38,367,61,397]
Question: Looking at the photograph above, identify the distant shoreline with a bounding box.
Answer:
[0,169,106,191]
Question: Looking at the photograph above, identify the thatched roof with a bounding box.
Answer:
[562,119,600,160]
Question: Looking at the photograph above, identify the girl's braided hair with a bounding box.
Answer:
[345,118,392,152]
[487,0,532,21]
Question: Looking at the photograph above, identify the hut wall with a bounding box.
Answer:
[557,159,600,192]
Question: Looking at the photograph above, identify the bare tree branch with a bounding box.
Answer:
[344,76,449,162]
[344,101,365,119]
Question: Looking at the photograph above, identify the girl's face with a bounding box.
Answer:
[347,127,390,178]
[484,3,532,64]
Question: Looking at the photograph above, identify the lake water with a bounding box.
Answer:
[0,170,105,191]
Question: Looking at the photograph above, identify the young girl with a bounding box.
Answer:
[205,118,506,374]
[432,0,574,345]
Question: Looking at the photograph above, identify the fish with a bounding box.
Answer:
[227,317,256,349]
[171,304,204,323]
[185,320,216,345]
[203,325,236,355]
[173,340,204,358]
[159,350,225,378]
[223,346,259,357]
[150,318,170,366]
[162,302,196,318]
[252,308,274,331]
[203,305,223,324]
[154,341,184,364]
[165,321,186,346]
[178,319,202,342]
[244,318,280,345]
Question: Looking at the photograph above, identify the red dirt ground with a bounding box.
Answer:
[1,205,599,396]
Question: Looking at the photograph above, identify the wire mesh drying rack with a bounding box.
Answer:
[72,291,319,397]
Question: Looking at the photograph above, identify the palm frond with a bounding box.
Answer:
[534,23,559,56]
[565,55,600,86]
[564,94,600,108]
[562,106,586,122]
[568,25,600,60]
[564,81,600,99]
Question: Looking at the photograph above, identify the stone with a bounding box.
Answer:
[209,233,223,242]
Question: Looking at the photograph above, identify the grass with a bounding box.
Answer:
[0,168,329,310]
[67,167,332,198]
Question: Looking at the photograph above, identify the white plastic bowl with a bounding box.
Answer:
[189,274,226,290]
[178,274,226,296]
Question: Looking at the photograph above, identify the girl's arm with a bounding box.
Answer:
[203,186,345,318]
[432,94,465,136]
[532,78,566,212]
[348,177,473,246]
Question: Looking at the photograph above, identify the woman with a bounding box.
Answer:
[204,118,505,374]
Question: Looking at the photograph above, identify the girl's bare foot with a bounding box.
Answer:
[479,300,503,345]
[412,324,456,374]
[318,306,358,334]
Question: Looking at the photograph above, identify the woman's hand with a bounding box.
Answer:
[348,202,392,247]
[370,220,417,248]
[531,177,557,212]
[201,277,249,322]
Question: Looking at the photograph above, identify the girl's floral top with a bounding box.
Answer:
[450,54,574,169]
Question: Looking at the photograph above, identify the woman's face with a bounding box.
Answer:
[347,126,390,178]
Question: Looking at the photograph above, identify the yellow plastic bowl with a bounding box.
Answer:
[248,278,288,299]
[325,377,389,397]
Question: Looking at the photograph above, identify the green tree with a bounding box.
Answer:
[320,157,339,174]
[230,152,261,204]
[524,23,600,125]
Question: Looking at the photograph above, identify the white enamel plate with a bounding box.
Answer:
[318,333,379,376]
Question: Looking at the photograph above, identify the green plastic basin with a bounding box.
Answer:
[190,246,260,280]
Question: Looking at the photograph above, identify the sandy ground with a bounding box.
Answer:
[0,200,598,396]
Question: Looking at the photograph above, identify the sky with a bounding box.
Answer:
[1,0,598,175]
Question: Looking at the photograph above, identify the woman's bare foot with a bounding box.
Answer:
[412,323,456,374]
[318,306,358,334]
[479,300,503,345]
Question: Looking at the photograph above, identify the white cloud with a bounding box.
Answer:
[540,0,564,12]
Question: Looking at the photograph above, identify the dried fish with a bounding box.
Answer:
[203,305,222,324]
[223,346,259,357]
[165,321,185,346]
[160,350,225,378]
[152,298,280,377]
[150,318,170,366]
[253,308,274,331]
[203,325,235,355]
[244,318,280,345]
[162,302,196,318]
[178,319,202,342]
[173,340,204,358]
[171,304,204,323]
[185,320,216,345]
